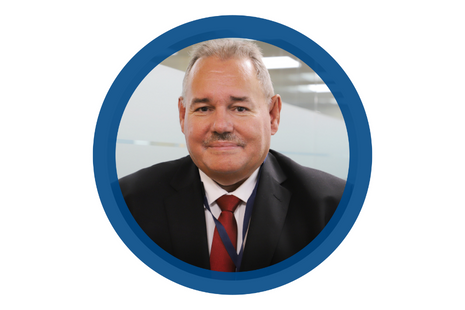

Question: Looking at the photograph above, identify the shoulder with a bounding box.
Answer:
[118,155,193,197]
[268,149,346,199]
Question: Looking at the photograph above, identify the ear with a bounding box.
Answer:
[269,94,282,135]
[178,97,186,134]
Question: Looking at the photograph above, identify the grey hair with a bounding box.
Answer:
[181,39,274,104]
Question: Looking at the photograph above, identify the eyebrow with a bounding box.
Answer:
[191,98,210,105]
[190,96,250,105]
[230,96,249,102]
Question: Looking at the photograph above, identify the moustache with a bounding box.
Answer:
[202,132,246,147]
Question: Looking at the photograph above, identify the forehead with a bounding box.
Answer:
[191,55,254,72]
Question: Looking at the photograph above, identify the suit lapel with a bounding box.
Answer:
[163,157,210,269]
[161,153,292,271]
[240,153,292,271]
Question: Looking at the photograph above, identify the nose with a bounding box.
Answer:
[211,108,233,134]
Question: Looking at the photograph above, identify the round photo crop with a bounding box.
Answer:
[93,15,372,294]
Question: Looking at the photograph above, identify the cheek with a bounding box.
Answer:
[245,118,268,138]
[185,120,207,142]
[251,121,271,150]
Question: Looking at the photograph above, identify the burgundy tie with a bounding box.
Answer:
[210,195,241,272]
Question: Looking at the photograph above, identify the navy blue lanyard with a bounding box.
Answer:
[203,165,263,272]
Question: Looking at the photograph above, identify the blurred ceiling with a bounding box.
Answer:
[161,40,343,120]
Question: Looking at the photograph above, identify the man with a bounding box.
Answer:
[119,39,345,272]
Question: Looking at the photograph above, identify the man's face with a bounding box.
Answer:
[178,56,281,189]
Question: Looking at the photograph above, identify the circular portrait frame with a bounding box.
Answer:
[93,15,372,294]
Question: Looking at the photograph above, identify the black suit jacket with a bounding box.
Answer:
[119,149,345,271]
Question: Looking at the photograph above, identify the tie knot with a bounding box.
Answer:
[216,195,241,213]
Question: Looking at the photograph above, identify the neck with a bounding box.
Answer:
[215,178,247,192]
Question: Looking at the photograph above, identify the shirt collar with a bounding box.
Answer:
[199,168,260,206]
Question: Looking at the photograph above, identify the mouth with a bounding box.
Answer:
[205,141,244,151]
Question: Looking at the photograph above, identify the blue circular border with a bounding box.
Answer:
[93,15,371,294]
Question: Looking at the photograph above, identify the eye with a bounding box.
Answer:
[195,106,210,112]
[235,106,248,112]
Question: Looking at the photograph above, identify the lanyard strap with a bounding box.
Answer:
[203,164,263,272]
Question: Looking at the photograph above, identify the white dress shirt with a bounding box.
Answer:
[199,168,259,255]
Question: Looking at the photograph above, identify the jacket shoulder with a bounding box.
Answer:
[269,149,346,200]
[118,155,191,198]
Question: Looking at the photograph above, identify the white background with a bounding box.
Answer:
[1,1,464,309]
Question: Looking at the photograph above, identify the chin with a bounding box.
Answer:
[205,164,243,175]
